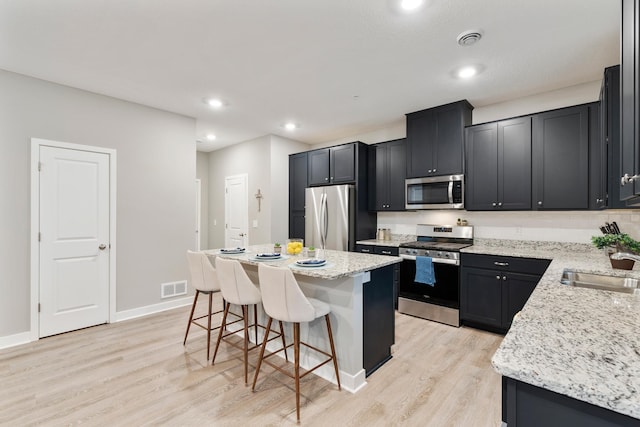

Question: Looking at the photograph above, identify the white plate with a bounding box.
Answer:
[250,254,287,261]
[219,248,246,254]
[295,259,327,267]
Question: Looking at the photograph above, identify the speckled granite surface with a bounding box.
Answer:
[355,234,415,247]
[480,239,640,419]
[205,244,401,280]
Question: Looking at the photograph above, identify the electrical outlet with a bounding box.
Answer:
[253,220,258,228]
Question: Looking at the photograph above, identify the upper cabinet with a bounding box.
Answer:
[308,143,356,186]
[532,105,589,210]
[620,0,640,203]
[406,100,473,178]
[465,117,532,211]
[288,152,308,240]
[602,65,625,208]
[369,138,406,211]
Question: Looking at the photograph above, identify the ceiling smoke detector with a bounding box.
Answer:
[457,30,483,46]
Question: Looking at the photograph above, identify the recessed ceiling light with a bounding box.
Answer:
[401,0,423,11]
[284,122,297,131]
[206,134,216,141]
[207,98,223,108]
[457,66,478,79]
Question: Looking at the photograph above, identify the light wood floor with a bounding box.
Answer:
[0,296,504,426]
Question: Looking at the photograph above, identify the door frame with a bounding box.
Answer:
[224,173,249,247]
[30,138,117,341]
[195,178,201,250]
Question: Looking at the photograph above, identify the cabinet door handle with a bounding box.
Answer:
[498,202,503,207]
[492,202,497,207]
[537,201,543,206]
[621,173,640,185]
[433,168,437,173]
[494,261,509,266]
[428,169,432,173]
[502,276,507,281]
[325,177,329,181]
[496,275,501,280]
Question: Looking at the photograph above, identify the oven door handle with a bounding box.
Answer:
[399,254,460,266]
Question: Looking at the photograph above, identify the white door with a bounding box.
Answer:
[195,179,201,250]
[225,174,248,248]
[39,146,110,337]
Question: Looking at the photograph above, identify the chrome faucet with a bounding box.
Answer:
[611,252,640,262]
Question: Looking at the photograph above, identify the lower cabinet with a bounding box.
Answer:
[503,377,640,427]
[355,244,400,309]
[460,253,550,333]
[363,265,395,376]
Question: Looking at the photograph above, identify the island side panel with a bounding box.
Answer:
[364,265,394,376]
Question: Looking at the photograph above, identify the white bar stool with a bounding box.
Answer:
[253,263,341,422]
[213,257,287,385]
[183,250,224,361]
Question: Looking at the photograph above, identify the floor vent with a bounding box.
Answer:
[161,280,188,299]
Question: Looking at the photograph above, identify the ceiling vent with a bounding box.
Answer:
[457,30,483,46]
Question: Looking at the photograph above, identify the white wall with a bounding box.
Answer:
[206,135,310,248]
[0,70,196,339]
[312,79,640,243]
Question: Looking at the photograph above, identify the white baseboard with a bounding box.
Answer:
[0,331,34,350]
[114,296,193,322]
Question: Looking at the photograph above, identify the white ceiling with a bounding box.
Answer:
[0,0,620,152]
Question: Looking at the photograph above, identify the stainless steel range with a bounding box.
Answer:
[398,224,473,327]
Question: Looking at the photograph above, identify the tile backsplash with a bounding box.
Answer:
[378,210,640,243]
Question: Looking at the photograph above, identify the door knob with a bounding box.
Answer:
[239,233,246,237]
[98,244,107,250]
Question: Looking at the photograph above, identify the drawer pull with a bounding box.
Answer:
[381,250,392,255]
[361,249,371,253]
[494,261,509,266]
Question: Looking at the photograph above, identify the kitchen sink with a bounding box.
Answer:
[560,269,640,294]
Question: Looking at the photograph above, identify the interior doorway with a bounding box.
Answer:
[224,174,248,248]
[31,138,117,339]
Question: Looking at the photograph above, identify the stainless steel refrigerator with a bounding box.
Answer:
[305,185,355,251]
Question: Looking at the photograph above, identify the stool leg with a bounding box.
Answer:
[252,316,273,391]
[212,301,230,365]
[183,290,200,345]
[294,322,301,422]
[242,305,249,384]
[253,304,258,344]
[279,321,288,362]
[325,314,341,391]
[206,292,213,360]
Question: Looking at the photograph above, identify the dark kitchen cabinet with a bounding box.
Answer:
[288,152,308,240]
[532,105,589,210]
[620,0,640,203]
[363,265,395,376]
[355,244,400,310]
[460,253,550,333]
[602,65,625,209]
[465,117,532,210]
[588,101,606,209]
[369,138,406,211]
[406,100,473,178]
[308,143,355,186]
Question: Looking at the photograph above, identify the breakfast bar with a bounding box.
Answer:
[205,244,402,392]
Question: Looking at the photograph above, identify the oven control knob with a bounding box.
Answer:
[436,251,443,258]
[443,252,450,258]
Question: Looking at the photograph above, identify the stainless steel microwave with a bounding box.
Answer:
[405,175,464,210]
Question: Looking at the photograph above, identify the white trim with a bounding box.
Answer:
[30,138,117,341]
[195,178,201,250]
[0,331,33,350]
[113,296,192,323]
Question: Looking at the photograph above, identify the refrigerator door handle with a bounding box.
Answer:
[319,192,327,249]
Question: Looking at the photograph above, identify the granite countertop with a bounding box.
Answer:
[356,234,415,247]
[480,239,640,419]
[204,244,401,280]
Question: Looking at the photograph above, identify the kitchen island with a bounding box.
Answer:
[468,239,640,425]
[205,245,402,392]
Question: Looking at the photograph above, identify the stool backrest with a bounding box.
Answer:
[186,250,220,292]
[258,264,316,323]
[215,257,262,305]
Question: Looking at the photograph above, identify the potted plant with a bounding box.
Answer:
[273,242,282,254]
[307,246,316,258]
[591,233,640,270]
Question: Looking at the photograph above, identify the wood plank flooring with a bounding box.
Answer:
[0,296,503,426]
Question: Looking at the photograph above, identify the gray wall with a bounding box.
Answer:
[0,69,196,337]
[196,152,209,249]
[205,135,309,248]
